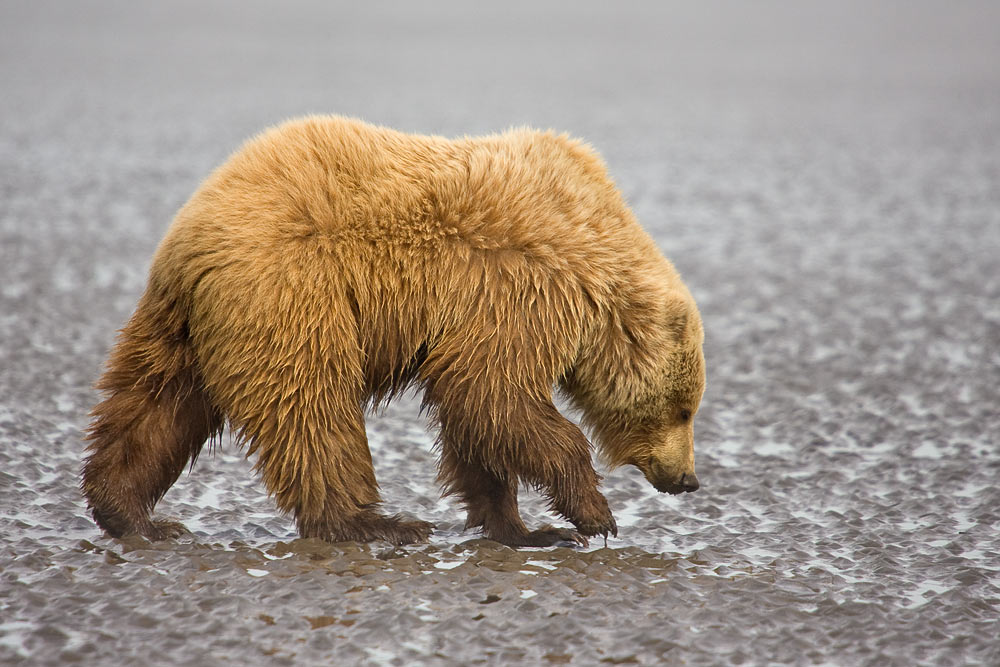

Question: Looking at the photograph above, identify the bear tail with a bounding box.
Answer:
[81,283,222,538]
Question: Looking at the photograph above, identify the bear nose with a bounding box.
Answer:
[680,472,700,492]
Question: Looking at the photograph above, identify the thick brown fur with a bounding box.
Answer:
[82,115,705,547]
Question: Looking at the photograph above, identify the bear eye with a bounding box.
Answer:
[679,409,692,422]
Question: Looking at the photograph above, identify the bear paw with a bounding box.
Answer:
[92,507,189,541]
[372,515,434,546]
[571,513,618,541]
[563,494,618,540]
[313,512,434,546]
[483,525,588,548]
[521,525,590,548]
[144,519,191,540]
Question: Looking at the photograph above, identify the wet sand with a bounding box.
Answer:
[2,2,999,664]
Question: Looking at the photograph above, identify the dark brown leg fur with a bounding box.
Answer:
[439,447,587,547]
[431,384,617,546]
[82,290,222,539]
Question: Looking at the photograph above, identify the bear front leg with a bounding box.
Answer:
[505,400,618,540]
[432,388,617,543]
[438,445,587,547]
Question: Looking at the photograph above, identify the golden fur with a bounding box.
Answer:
[82,116,705,546]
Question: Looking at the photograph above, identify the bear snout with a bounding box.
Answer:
[645,463,700,495]
[679,471,700,492]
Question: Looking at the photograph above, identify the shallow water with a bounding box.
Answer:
[2,2,999,665]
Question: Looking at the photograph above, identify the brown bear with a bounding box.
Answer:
[82,115,705,547]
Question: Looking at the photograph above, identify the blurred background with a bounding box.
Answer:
[2,2,998,665]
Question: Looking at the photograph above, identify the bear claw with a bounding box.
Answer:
[145,520,190,540]
[496,525,588,548]
[91,507,190,541]
[307,513,434,546]
[573,514,618,540]
[382,518,434,546]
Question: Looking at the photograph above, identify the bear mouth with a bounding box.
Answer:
[652,480,689,495]
[637,461,698,495]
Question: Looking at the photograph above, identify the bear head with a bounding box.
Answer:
[568,288,705,495]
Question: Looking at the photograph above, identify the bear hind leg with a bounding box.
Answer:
[82,295,223,539]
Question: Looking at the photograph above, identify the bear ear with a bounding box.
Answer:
[663,291,693,342]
